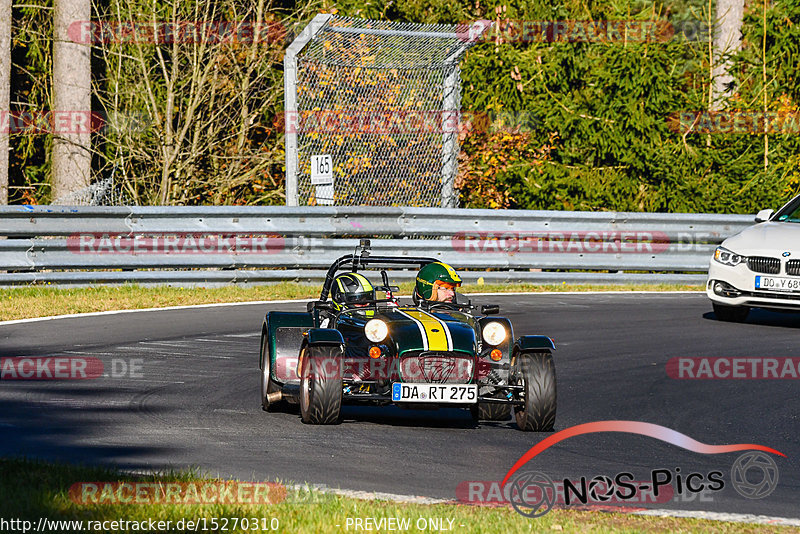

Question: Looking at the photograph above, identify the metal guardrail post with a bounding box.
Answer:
[284,14,332,207]
[441,21,491,208]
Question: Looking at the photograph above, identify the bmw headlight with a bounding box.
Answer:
[364,319,388,343]
[482,321,507,346]
[713,246,744,267]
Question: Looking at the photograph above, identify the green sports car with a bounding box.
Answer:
[258,242,557,431]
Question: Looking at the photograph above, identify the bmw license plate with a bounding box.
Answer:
[391,383,477,403]
[755,275,800,292]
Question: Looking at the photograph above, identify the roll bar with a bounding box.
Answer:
[317,240,437,302]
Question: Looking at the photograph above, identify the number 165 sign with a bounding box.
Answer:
[311,155,333,185]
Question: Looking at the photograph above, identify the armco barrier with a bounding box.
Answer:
[0,206,754,287]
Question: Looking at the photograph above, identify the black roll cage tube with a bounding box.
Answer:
[318,254,438,302]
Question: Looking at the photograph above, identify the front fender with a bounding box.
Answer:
[263,311,314,383]
[307,328,345,346]
[514,335,556,353]
[296,330,346,382]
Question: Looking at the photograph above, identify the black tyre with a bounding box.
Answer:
[512,350,556,432]
[260,333,286,412]
[470,395,512,422]
[712,303,749,322]
[299,345,343,425]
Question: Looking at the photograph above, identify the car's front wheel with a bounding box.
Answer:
[299,345,343,425]
[712,303,750,322]
[512,350,556,432]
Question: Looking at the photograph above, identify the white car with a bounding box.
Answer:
[707,195,800,321]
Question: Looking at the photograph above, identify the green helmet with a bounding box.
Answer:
[331,272,375,309]
[415,262,462,301]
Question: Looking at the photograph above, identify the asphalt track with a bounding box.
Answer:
[1,293,799,519]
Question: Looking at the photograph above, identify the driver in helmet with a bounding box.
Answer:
[330,272,375,310]
[414,262,462,303]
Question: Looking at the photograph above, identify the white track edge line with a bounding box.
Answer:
[0,298,316,326]
[290,484,451,505]
[0,291,704,327]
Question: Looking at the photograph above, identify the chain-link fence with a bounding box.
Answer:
[51,170,132,206]
[284,15,489,208]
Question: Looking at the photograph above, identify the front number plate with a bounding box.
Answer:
[755,276,800,292]
[391,383,477,403]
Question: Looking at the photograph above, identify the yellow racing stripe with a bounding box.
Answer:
[403,309,450,351]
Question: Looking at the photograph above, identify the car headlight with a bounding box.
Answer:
[482,321,506,346]
[364,319,388,343]
[713,246,745,267]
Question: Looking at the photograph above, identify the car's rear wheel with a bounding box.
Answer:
[260,333,285,412]
[512,350,556,432]
[299,345,343,425]
[712,303,750,322]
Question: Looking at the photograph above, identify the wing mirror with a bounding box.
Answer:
[375,285,400,292]
[481,304,500,315]
[309,301,336,312]
[755,209,774,223]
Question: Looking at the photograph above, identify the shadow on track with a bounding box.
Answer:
[703,308,800,328]
[340,405,516,430]
[267,401,521,429]
[0,384,180,471]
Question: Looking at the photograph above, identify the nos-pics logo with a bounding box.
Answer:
[501,421,783,518]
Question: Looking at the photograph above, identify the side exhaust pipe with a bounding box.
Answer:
[266,391,282,404]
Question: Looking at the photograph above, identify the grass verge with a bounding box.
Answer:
[0,458,794,534]
[0,283,703,322]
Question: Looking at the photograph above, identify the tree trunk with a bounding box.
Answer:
[52,0,91,203]
[712,0,745,109]
[0,0,11,204]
